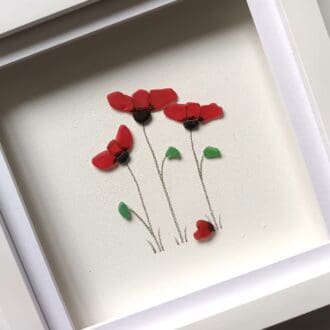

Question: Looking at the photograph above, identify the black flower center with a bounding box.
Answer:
[133,107,153,124]
[116,150,130,164]
[183,118,199,130]
[208,222,215,232]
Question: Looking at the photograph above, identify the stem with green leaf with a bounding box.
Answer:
[142,125,185,244]
[189,131,219,230]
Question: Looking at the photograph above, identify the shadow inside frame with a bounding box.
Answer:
[266,305,330,330]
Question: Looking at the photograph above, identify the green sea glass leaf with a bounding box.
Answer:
[118,202,131,220]
[203,146,221,159]
[165,146,181,160]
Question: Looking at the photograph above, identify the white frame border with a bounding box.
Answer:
[0,0,329,329]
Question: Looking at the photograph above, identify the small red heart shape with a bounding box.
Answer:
[193,220,215,241]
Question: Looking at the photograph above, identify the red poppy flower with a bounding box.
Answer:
[164,102,224,130]
[92,125,133,170]
[107,88,178,124]
[193,220,215,241]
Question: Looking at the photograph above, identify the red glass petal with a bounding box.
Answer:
[186,102,200,119]
[92,151,117,170]
[107,140,123,156]
[132,90,150,109]
[115,125,133,150]
[107,92,134,112]
[193,220,215,241]
[164,104,187,122]
[199,103,224,123]
[149,88,178,110]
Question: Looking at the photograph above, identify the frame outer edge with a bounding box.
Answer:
[0,0,329,329]
[246,0,330,229]
[0,145,74,330]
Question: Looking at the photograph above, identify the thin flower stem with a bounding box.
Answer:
[189,131,219,230]
[130,209,161,252]
[147,240,157,254]
[161,155,188,243]
[158,228,164,251]
[130,209,152,234]
[126,164,162,252]
[142,125,185,243]
[160,156,166,178]
[218,214,223,229]
[199,155,205,174]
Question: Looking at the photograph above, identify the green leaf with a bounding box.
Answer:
[118,202,131,220]
[203,146,222,159]
[165,146,181,160]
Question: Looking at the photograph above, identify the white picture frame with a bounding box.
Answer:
[0,1,329,329]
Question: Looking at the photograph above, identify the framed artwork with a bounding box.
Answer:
[0,0,329,329]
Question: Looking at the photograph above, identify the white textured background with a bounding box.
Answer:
[0,0,328,328]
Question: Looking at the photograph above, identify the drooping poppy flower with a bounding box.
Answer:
[107,89,178,124]
[164,102,224,130]
[193,220,215,241]
[92,125,133,170]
